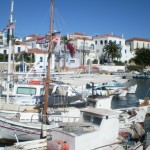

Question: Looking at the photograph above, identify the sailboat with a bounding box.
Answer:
[0,0,82,142]
[0,0,58,142]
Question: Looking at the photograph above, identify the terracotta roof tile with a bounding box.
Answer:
[70,32,88,36]
[126,37,150,42]
[28,48,48,54]
[73,37,92,41]
[15,41,30,46]
[25,35,45,42]
[93,34,123,39]
[16,48,48,55]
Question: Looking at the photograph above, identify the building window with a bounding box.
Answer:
[114,40,116,44]
[147,44,149,49]
[109,40,112,43]
[81,42,84,46]
[70,60,75,63]
[40,57,43,62]
[104,40,107,44]
[95,40,97,45]
[129,43,131,51]
[32,43,34,48]
[143,43,145,48]
[4,50,7,54]
[119,41,121,45]
[125,50,126,53]
[136,42,138,48]
[100,40,103,45]
[96,49,99,52]
[39,66,43,68]
[91,44,94,50]
[18,47,21,53]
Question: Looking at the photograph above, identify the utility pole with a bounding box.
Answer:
[6,0,14,103]
[63,43,66,69]
[82,38,85,65]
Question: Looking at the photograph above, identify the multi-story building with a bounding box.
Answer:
[93,33,134,63]
[126,37,150,51]
[24,34,48,50]
[0,41,31,55]
[0,32,7,48]
[68,32,96,66]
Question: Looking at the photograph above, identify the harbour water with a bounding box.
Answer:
[112,78,150,109]
[112,78,150,136]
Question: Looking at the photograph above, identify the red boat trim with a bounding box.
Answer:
[0,124,41,135]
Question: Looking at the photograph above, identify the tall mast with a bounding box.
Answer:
[43,0,54,124]
[6,0,14,103]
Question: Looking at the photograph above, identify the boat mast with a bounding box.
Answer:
[43,0,54,124]
[6,0,14,103]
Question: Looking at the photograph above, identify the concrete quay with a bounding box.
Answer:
[57,73,128,87]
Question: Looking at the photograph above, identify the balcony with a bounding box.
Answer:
[78,46,94,51]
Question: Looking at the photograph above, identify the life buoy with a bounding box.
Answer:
[47,140,69,150]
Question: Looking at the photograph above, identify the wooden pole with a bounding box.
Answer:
[42,0,54,128]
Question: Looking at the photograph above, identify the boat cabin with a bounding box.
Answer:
[52,107,120,150]
[86,95,113,109]
[2,83,44,97]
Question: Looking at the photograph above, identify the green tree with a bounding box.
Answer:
[103,41,122,62]
[131,48,150,67]
[93,59,98,64]
[15,52,35,63]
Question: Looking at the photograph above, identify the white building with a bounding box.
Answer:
[0,42,31,55]
[93,33,134,63]
[24,34,48,50]
[68,32,96,66]
[0,31,8,48]
[126,37,150,51]
[18,48,55,73]
[28,48,51,73]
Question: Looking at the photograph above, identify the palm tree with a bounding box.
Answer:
[103,41,122,63]
[61,36,75,69]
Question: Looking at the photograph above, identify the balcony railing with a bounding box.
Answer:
[78,46,94,51]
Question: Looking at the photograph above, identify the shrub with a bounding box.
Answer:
[92,59,98,64]
[113,60,125,66]
[127,65,144,72]
[15,64,20,72]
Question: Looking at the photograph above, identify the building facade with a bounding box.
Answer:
[93,33,134,63]
[68,32,96,66]
[0,32,7,48]
[126,37,150,51]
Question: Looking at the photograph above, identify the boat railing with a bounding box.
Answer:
[30,113,79,123]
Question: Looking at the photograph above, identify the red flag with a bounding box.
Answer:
[50,36,59,44]
[6,22,15,29]
[36,37,46,44]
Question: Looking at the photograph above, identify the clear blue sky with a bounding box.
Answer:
[0,0,150,39]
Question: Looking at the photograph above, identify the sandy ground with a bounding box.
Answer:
[57,73,128,87]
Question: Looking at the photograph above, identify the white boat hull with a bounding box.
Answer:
[0,116,54,141]
[0,122,41,141]
[127,84,137,94]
